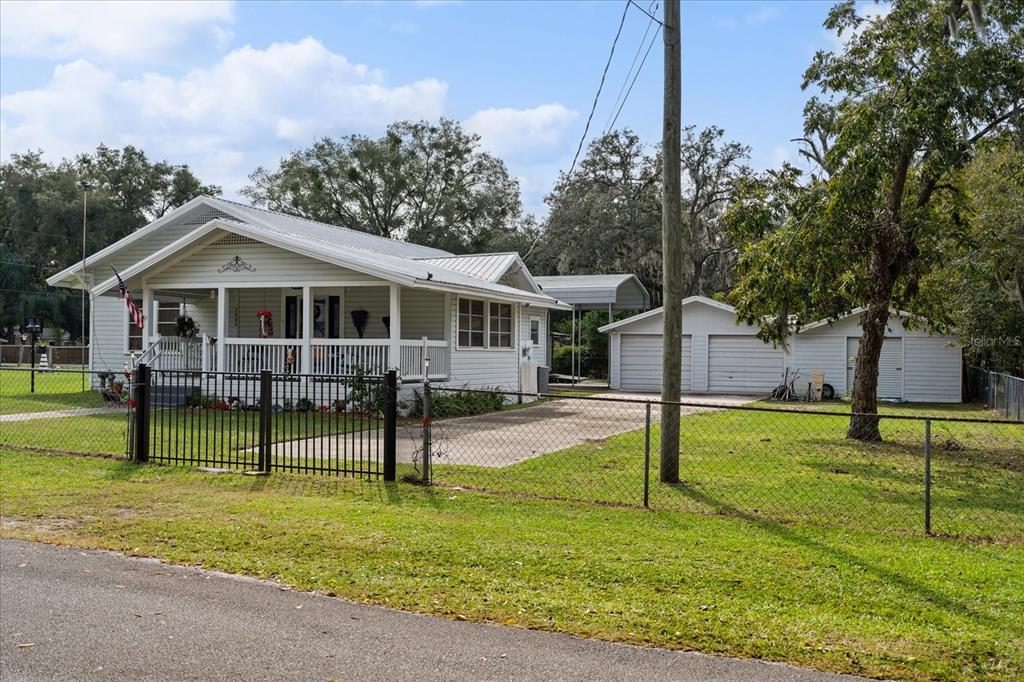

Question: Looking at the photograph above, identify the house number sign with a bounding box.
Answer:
[218,255,255,273]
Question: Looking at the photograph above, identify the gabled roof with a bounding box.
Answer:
[534,274,650,310]
[90,218,570,309]
[416,253,519,282]
[798,307,916,332]
[46,195,569,308]
[598,295,735,332]
[46,195,451,288]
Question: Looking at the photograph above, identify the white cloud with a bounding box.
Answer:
[0,38,448,195]
[464,104,577,161]
[0,0,235,62]
[390,20,420,34]
[770,145,791,167]
[745,6,781,25]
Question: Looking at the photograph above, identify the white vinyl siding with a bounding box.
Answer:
[904,337,961,402]
[707,335,784,394]
[619,334,692,392]
[846,337,903,399]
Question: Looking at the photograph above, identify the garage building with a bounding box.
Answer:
[600,296,962,402]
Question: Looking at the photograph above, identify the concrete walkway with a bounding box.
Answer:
[0,540,865,682]
[0,406,125,423]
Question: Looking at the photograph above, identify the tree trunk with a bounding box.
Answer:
[847,302,888,441]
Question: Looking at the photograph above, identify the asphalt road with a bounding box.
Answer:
[0,540,866,681]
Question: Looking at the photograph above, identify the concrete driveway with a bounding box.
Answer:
[397,392,754,467]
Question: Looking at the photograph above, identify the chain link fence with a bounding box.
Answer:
[407,386,1023,542]
[4,366,1022,542]
[967,366,1024,421]
[0,367,132,456]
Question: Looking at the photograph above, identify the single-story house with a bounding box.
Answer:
[600,296,962,402]
[46,195,569,394]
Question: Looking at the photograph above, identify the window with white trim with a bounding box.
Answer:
[156,301,181,337]
[530,318,540,346]
[458,298,485,347]
[127,316,143,351]
[489,302,512,348]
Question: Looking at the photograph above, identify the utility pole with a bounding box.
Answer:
[79,181,93,391]
[660,0,683,483]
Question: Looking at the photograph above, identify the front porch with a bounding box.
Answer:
[136,284,450,382]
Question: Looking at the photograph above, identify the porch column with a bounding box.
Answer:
[388,284,401,371]
[141,287,154,347]
[216,287,226,373]
[301,285,312,374]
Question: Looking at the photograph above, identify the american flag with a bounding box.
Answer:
[112,266,144,329]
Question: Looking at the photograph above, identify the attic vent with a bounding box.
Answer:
[180,208,233,226]
[212,234,261,246]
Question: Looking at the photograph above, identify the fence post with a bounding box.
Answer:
[421,377,432,485]
[643,402,651,508]
[258,370,272,473]
[133,363,150,463]
[924,418,932,535]
[383,369,397,482]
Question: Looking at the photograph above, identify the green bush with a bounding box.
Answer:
[411,386,506,418]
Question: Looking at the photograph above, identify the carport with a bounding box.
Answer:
[534,274,650,383]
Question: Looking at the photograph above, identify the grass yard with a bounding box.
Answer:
[0,369,107,415]
[433,401,1024,541]
[1,448,1022,682]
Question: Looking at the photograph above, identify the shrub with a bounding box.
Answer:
[411,386,506,418]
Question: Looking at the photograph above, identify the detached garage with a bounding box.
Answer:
[600,296,963,402]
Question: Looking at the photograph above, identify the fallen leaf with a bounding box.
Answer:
[17,643,35,648]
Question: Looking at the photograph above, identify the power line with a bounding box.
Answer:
[604,1,660,134]
[566,1,631,180]
[606,23,662,133]
[628,0,664,25]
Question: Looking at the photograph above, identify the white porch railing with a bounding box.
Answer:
[223,339,301,374]
[137,336,204,371]
[138,336,449,379]
[398,338,450,381]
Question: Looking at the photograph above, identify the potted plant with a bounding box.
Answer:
[176,314,200,337]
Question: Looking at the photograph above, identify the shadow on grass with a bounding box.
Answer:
[666,480,1007,630]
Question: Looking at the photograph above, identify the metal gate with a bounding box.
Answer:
[129,365,396,479]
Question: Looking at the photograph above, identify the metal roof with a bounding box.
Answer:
[598,296,736,332]
[89,218,570,309]
[534,274,650,310]
[415,253,520,282]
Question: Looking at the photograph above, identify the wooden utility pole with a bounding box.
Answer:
[660,0,682,483]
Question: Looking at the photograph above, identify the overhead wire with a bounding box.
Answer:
[603,1,660,134]
[566,0,631,180]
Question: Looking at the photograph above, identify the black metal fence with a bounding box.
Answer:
[4,365,1022,541]
[130,365,397,479]
[967,366,1024,421]
[407,386,1023,542]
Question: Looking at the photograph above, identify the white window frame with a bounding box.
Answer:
[124,311,144,353]
[488,302,513,349]
[456,296,517,351]
[530,317,541,346]
[155,300,182,338]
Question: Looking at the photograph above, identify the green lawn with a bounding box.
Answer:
[0,369,107,415]
[1,449,1021,682]
[433,401,1023,541]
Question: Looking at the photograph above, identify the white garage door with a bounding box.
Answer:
[846,337,903,399]
[620,334,691,392]
[707,335,784,394]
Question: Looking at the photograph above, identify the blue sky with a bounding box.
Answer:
[0,0,846,217]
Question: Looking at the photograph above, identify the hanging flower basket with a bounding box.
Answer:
[257,308,274,338]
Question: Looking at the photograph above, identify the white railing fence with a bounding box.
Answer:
[223,339,301,374]
[309,340,389,376]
